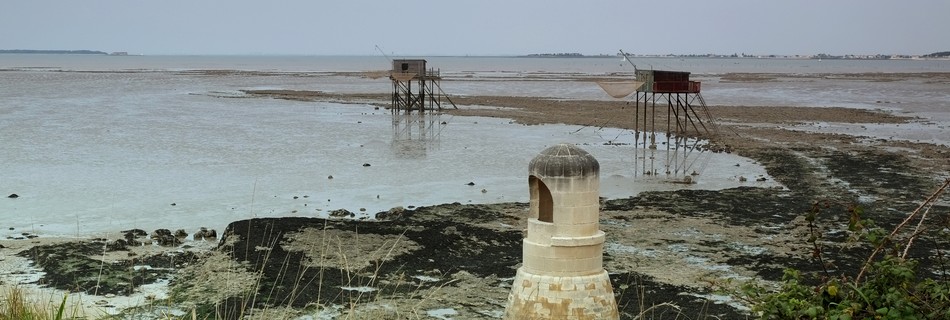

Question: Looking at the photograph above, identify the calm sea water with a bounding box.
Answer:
[3,54,950,73]
[0,55,947,237]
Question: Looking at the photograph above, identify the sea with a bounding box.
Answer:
[1,54,949,238]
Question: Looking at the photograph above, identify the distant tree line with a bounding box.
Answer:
[923,51,950,58]
[524,53,585,57]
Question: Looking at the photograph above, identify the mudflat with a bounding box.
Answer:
[3,72,949,319]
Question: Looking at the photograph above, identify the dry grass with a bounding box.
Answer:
[0,286,74,320]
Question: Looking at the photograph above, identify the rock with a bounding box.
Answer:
[376,206,406,220]
[481,189,487,193]
[174,229,188,239]
[362,163,371,167]
[154,234,181,247]
[756,177,768,182]
[193,227,218,241]
[359,208,366,212]
[739,176,748,182]
[151,229,172,238]
[122,229,148,243]
[466,182,475,186]
[7,193,18,199]
[122,228,148,237]
[327,175,334,179]
[329,209,354,218]
[170,203,176,206]
[107,239,128,251]
[151,229,180,245]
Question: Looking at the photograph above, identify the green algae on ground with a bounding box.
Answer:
[16,240,200,296]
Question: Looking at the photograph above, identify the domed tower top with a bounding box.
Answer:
[526,143,603,250]
[528,143,599,179]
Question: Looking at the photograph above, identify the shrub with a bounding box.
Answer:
[742,179,950,319]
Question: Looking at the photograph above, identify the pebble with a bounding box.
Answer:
[7,193,18,199]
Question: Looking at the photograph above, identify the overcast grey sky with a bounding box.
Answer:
[2,0,948,56]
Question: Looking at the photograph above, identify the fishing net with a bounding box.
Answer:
[596,81,644,99]
[391,72,417,81]
[363,70,390,79]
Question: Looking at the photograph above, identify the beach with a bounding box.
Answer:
[2,56,950,318]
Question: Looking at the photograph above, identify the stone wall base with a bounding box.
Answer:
[503,267,619,319]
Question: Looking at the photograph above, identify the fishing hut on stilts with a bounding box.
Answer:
[598,51,719,183]
[390,59,457,113]
[388,59,457,157]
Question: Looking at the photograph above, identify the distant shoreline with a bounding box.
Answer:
[519,52,950,60]
[0,49,108,55]
[2,50,947,60]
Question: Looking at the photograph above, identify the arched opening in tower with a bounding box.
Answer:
[529,175,554,223]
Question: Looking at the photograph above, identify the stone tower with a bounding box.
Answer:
[504,144,619,319]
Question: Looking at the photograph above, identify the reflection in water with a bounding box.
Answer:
[391,111,443,158]
[627,90,718,183]
[632,132,711,184]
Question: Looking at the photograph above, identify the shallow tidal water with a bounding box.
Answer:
[4,55,948,237]
[0,69,773,238]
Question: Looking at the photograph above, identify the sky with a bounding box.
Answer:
[2,0,948,56]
